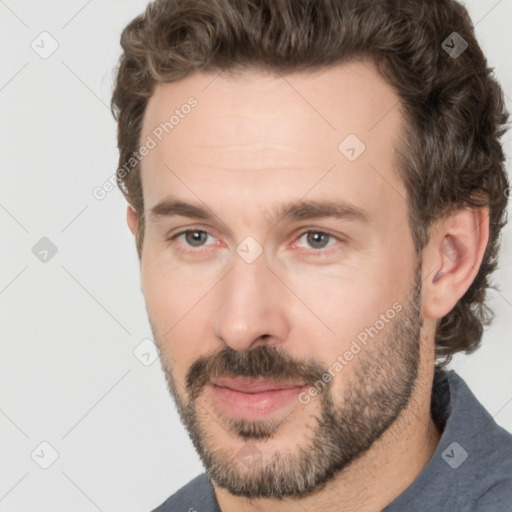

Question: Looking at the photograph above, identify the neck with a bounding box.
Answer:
[213,350,440,512]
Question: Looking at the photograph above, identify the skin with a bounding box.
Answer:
[127,60,489,511]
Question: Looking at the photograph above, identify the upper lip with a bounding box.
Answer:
[210,377,307,394]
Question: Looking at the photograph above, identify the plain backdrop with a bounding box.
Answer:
[0,0,511,511]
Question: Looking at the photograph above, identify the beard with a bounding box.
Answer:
[155,264,423,498]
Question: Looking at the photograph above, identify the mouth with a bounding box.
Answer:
[207,377,308,421]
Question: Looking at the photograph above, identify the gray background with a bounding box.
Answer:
[1,0,511,511]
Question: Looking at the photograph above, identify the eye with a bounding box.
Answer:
[171,229,218,249]
[295,231,338,251]
[168,228,342,257]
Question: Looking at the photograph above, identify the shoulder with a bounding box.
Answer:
[435,371,512,509]
[385,370,512,511]
[151,473,219,512]
[468,421,512,510]
[440,370,512,473]
[470,479,512,512]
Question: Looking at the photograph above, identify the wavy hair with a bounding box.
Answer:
[111,0,509,363]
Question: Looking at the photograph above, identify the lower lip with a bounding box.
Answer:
[208,384,308,421]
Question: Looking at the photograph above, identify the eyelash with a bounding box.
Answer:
[168,228,342,257]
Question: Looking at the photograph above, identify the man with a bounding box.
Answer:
[111,0,512,510]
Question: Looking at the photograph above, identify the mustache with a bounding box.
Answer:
[186,345,328,400]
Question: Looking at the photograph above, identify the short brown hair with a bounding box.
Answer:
[111,0,509,363]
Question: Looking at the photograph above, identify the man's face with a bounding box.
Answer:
[136,61,424,497]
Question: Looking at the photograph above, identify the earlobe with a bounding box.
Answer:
[126,204,138,235]
[422,206,489,319]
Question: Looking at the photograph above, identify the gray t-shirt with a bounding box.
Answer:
[152,369,512,511]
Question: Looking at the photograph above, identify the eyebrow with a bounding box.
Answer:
[148,198,369,228]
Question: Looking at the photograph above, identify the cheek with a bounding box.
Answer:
[283,264,373,317]
[281,260,410,360]
[141,257,201,372]
[141,246,210,324]
[141,258,180,326]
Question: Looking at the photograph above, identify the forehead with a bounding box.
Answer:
[142,61,402,149]
[139,60,406,221]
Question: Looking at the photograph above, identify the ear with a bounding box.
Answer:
[126,204,138,235]
[421,206,489,319]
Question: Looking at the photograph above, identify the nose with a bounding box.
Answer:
[212,250,291,351]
